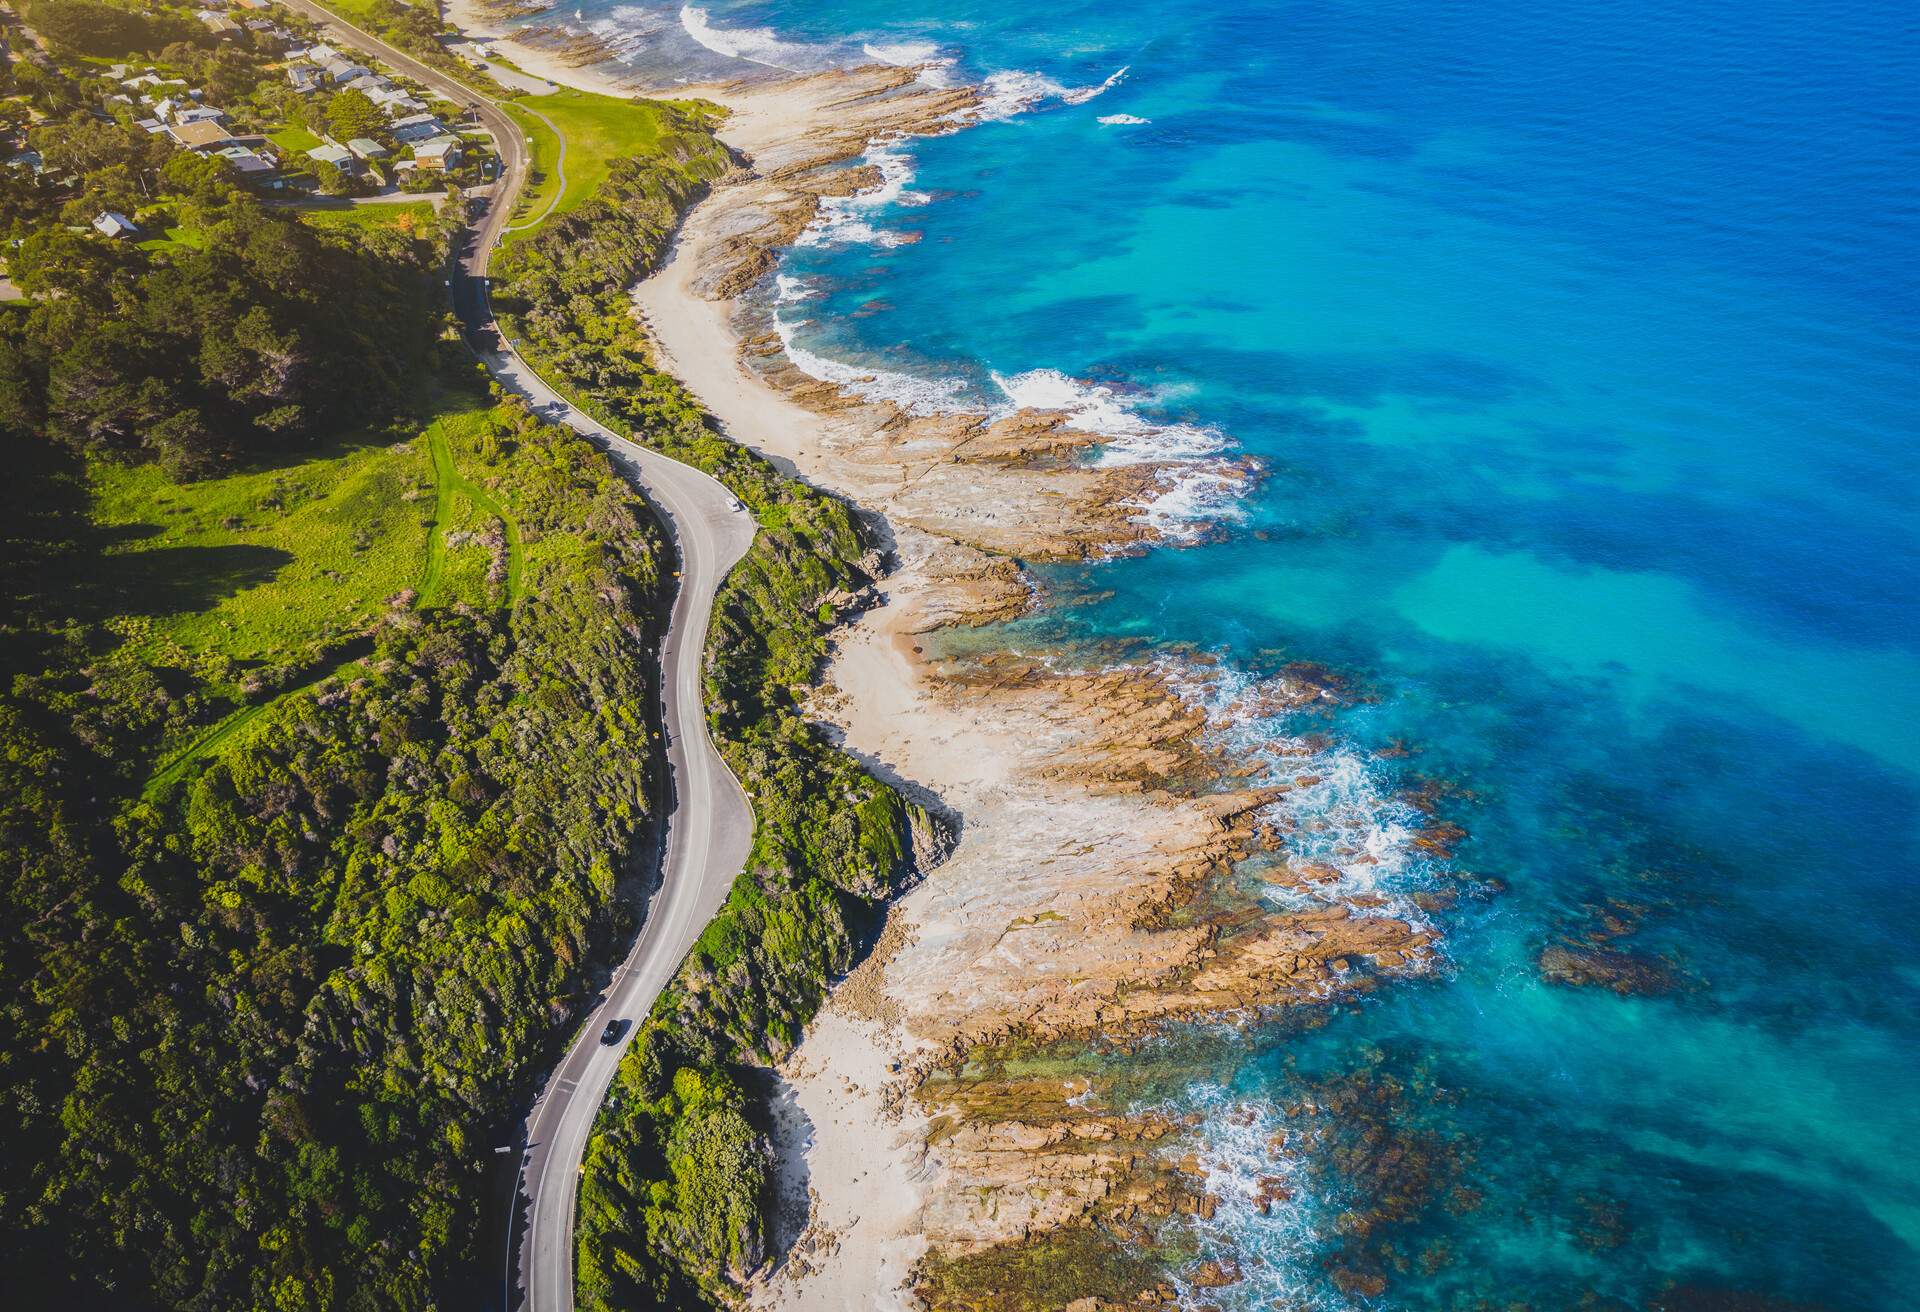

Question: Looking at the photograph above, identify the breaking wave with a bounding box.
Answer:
[991,369,1250,538]
[1176,1084,1336,1310]
[1156,657,1445,932]
[772,300,971,416]
[972,64,1130,121]
[796,139,929,248]
[861,38,958,85]
[1098,113,1151,125]
[678,4,823,71]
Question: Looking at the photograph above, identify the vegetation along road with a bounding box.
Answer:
[271,7,760,1309]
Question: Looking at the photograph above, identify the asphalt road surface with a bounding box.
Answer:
[269,10,759,1309]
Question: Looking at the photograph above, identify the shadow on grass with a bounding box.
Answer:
[72,539,294,625]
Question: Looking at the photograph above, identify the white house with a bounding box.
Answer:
[93,211,138,239]
[307,143,357,172]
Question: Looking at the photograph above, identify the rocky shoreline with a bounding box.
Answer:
[605,64,1450,1308]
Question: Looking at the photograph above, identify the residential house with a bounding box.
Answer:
[133,118,166,135]
[173,105,228,127]
[346,137,390,161]
[411,138,462,171]
[198,12,241,36]
[371,89,429,117]
[168,120,238,151]
[320,58,372,84]
[389,113,449,145]
[214,144,276,179]
[341,73,393,95]
[93,211,138,239]
[307,143,358,173]
[285,64,323,94]
[307,43,341,63]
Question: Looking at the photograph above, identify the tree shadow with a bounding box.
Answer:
[739,1065,816,1276]
[68,537,293,625]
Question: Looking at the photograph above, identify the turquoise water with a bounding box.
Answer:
[565,1,1919,1304]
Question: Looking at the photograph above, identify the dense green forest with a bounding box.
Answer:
[0,24,673,1308]
[489,114,945,1309]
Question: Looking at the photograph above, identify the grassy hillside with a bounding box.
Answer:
[504,88,724,239]
[0,13,684,1307]
[0,375,674,1308]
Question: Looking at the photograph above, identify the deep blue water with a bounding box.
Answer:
[561,1,1920,1305]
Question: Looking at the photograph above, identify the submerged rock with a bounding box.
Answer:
[1537,943,1678,995]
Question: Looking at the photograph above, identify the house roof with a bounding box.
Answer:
[390,115,449,143]
[346,137,389,157]
[307,144,353,166]
[413,138,460,160]
[216,146,273,173]
[169,120,238,149]
[93,211,137,237]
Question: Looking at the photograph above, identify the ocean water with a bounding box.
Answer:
[560,1,1920,1305]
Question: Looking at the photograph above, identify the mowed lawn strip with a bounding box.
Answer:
[501,88,682,239]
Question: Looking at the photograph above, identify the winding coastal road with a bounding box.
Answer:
[273,8,759,1310]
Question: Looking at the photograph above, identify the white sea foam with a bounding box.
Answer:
[988,368,1248,535]
[1098,113,1151,125]
[1176,1084,1328,1307]
[772,309,971,415]
[1156,657,1444,932]
[970,64,1130,122]
[562,5,668,65]
[678,4,821,71]
[795,138,929,248]
[773,273,820,303]
[991,368,1225,463]
[860,39,958,85]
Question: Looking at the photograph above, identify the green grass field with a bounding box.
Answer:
[502,89,679,239]
[268,124,325,156]
[298,201,440,234]
[309,0,392,28]
[136,224,207,253]
[108,395,534,794]
[89,434,434,672]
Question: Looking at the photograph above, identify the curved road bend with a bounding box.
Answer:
[271,8,760,1310]
[478,333,758,1312]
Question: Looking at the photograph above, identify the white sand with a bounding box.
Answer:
[753,1011,931,1311]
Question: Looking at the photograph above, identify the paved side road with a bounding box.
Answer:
[481,339,758,1312]
[267,9,759,1310]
